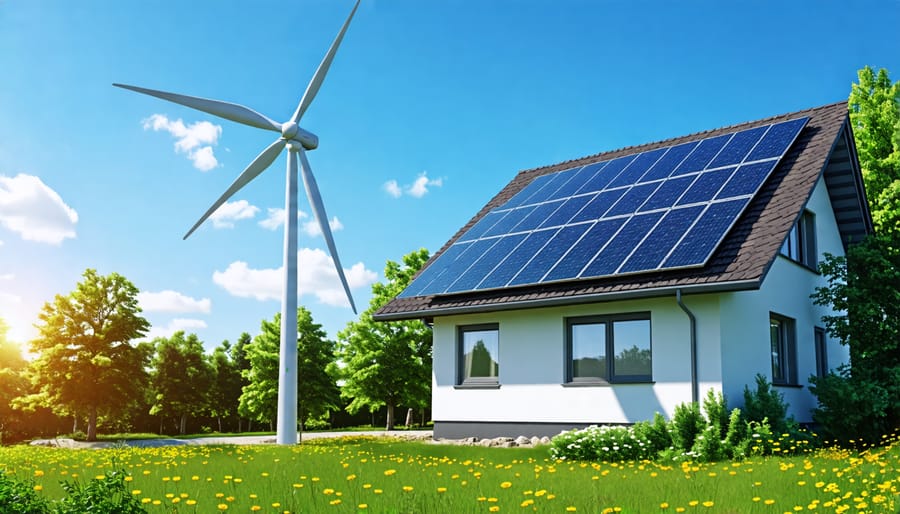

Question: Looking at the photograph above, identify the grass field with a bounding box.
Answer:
[1,433,897,513]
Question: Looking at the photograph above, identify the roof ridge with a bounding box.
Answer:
[517,101,848,177]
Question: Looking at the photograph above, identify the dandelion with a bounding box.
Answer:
[437,487,447,493]
[566,508,577,512]
[358,504,368,510]
[501,481,512,488]
[33,485,43,492]
[217,504,228,511]
[403,485,414,492]
[702,501,714,507]
[489,507,500,513]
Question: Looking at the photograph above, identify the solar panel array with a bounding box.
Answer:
[400,116,809,298]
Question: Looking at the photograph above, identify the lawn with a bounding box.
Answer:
[1,433,897,513]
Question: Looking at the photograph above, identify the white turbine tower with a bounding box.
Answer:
[115,0,360,444]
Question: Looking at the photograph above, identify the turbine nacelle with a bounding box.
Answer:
[281,121,318,150]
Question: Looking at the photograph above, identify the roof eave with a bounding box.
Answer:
[372,278,761,321]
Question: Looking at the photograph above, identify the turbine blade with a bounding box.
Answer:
[184,138,286,239]
[296,147,358,314]
[291,0,360,123]
[114,83,281,132]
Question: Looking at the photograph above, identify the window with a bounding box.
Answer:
[814,327,828,379]
[781,211,817,269]
[769,313,797,385]
[458,324,499,386]
[566,313,651,384]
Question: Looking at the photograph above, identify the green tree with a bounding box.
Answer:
[338,248,432,430]
[209,340,243,432]
[0,318,28,444]
[810,234,900,442]
[230,332,253,432]
[17,269,149,441]
[848,65,900,235]
[149,331,212,435]
[239,308,340,432]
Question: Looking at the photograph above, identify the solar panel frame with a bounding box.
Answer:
[398,116,809,299]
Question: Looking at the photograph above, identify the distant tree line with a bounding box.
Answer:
[0,249,431,443]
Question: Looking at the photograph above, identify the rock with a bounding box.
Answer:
[515,436,531,446]
[530,436,541,446]
[540,436,552,445]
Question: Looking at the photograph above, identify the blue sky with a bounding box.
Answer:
[1,1,898,350]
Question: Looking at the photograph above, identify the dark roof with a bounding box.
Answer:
[374,102,872,321]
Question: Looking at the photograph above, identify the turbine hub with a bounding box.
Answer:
[281,121,300,139]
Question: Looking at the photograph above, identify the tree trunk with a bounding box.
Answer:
[86,407,98,442]
[180,413,187,435]
[385,402,395,431]
[72,415,79,434]
[217,416,223,433]
[405,408,414,427]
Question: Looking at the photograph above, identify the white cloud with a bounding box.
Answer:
[209,199,259,228]
[258,207,342,237]
[145,318,208,340]
[0,290,31,343]
[303,216,343,237]
[0,273,13,281]
[212,248,377,308]
[138,290,211,314]
[383,179,402,198]
[0,174,78,244]
[383,172,443,198]
[142,114,222,171]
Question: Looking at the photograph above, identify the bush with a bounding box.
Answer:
[809,364,899,444]
[723,408,746,457]
[670,401,705,452]
[0,470,49,514]
[54,469,146,514]
[633,412,672,455]
[691,424,726,462]
[550,425,654,462]
[742,374,790,434]
[702,389,729,440]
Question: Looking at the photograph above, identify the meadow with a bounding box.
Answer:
[1,433,897,513]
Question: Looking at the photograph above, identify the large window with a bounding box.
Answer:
[566,313,652,384]
[781,210,817,270]
[458,324,500,386]
[770,313,797,385]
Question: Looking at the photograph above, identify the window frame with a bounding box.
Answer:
[814,326,828,379]
[769,313,798,386]
[780,210,818,270]
[456,323,500,387]
[564,312,652,385]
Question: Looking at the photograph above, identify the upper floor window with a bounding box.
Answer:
[566,313,652,384]
[781,211,817,270]
[458,324,499,386]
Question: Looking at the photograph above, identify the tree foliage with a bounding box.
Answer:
[810,234,900,441]
[18,269,150,441]
[338,248,432,430]
[0,318,29,443]
[848,65,900,235]
[239,308,340,430]
[208,340,244,432]
[149,331,212,435]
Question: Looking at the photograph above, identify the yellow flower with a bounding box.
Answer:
[566,508,577,512]
[186,500,196,506]
[489,507,500,513]
[702,501,714,507]
[250,507,261,512]
[660,502,669,509]
[217,504,228,511]
[501,481,513,488]
[358,504,368,510]
[437,487,447,493]
[33,485,43,492]
[403,485,414,492]
[384,469,397,476]
[764,499,775,505]
[33,470,44,477]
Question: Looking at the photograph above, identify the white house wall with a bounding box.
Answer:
[718,175,850,423]
[431,296,724,433]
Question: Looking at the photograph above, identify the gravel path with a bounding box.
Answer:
[30,430,433,449]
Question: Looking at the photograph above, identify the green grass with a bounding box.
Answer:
[2,433,897,513]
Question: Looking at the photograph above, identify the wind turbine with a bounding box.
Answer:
[115,0,360,444]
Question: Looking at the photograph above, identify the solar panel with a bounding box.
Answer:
[400,116,809,298]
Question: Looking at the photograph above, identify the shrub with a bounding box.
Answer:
[670,401,705,452]
[691,424,726,462]
[702,389,729,440]
[723,408,746,458]
[0,470,49,514]
[737,418,775,456]
[550,425,654,462]
[633,412,672,455]
[742,374,790,434]
[54,469,146,514]
[809,364,898,444]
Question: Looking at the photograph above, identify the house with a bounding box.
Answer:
[373,102,872,440]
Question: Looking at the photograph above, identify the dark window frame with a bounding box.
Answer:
[456,323,500,387]
[769,313,798,385]
[564,312,652,385]
[814,326,828,379]
[780,210,818,270]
